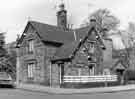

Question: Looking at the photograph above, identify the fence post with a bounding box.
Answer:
[104,75,108,87]
[59,64,62,86]
[49,62,52,87]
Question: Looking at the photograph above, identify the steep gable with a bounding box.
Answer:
[17,21,75,46]
[112,60,127,70]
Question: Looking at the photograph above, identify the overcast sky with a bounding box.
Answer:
[1,0,135,43]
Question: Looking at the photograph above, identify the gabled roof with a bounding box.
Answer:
[52,41,80,62]
[111,59,127,70]
[52,25,106,62]
[17,21,75,45]
[75,26,105,48]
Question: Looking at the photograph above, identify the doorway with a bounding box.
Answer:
[116,69,125,85]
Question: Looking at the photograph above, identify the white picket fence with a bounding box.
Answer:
[63,75,118,83]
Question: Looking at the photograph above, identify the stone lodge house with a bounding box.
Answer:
[16,3,127,87]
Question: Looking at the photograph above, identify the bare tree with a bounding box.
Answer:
[120,22,135,70]
[127,22,135,70]
[80,9,120,36]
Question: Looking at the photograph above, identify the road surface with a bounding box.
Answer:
[0,88,135,99]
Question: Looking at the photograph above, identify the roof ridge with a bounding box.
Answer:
[29,20,74,33]
[29,20,58,28]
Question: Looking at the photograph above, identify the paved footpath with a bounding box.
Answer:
[17,83,135,94]
[1,88,135,99]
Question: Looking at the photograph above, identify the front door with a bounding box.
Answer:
[116,69,125,85]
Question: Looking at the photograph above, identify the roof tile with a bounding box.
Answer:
[30,21,75,44]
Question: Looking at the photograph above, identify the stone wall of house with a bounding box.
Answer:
[18,31,46,84]
[18,25,59,85]
[44,45,57,85]
[64,63,90,76]
[51,64,60,87]
[34,45,46,84]
[63,42,103,76]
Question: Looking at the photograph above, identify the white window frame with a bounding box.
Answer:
[28,39,34,53]
[78,68,81,76]
[88,42,95,53]
[89,63,96,75]
[28,63,35,78]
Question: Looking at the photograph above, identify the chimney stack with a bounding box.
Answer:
[57,3,67,30]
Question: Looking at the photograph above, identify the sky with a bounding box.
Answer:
[1,0,135,44]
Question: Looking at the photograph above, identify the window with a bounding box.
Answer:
[89,64,96,75]
[82,42,95,55]
[89,67,95,75]
[28,39,34,53]
[88,42,95,53]
[78,68,81,76]
[27,63,35,78]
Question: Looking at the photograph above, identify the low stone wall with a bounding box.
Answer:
[61,81,120,88]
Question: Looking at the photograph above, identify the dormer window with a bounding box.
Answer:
[28,39,34,53]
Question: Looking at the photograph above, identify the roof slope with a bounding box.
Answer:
[52,41,80,61]
[30,21,75,44]
[18,21,75,45]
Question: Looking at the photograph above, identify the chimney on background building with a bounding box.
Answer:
[57,3,67,30]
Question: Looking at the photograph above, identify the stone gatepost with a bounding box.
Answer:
[16,46,20,85]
